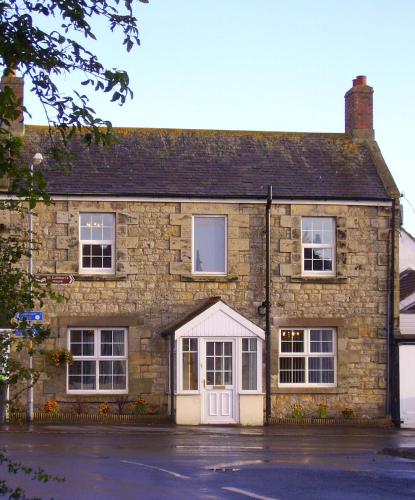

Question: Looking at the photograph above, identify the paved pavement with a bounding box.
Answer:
[1,424,415,499]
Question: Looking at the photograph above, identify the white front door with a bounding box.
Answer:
[400,344,415,428]
[202,339,237,424]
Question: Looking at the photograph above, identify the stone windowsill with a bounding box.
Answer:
[290,275,348,284]
[74,274,127,282]
[272,388,347,395]
[180,274,239,283]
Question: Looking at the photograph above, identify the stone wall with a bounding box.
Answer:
[11,199,393,417]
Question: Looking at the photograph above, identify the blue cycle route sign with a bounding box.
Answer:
[16,311,43,322]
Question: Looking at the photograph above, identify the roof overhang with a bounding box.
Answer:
[161,298,264,341]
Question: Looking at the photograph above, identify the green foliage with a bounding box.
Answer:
[0,450,64,498]
[291,404,304,419]
[317,404,328,419]
[0,2,146,494]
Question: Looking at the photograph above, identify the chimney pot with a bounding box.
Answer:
[354,75,367,86]
[345,75,374,140]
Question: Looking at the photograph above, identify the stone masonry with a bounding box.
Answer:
[7,197,392,419]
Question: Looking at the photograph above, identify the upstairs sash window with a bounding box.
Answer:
[79,213,115,273]
[193,216,227,275]
[302,217,335,275]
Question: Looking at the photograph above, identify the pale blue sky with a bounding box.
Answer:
[26,0,415,234]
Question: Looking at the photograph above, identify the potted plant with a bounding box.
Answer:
[317,404,328,419]
[44,348,73,368]
[292,404,304,419]
[341,407,354,419]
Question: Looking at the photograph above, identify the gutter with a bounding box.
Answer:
[265,185,272,424]
[387,198,398,423]
[170,334,175,422]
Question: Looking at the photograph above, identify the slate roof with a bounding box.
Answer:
[160,296,222,336]
[22,125,390,200]
[401,269,415,301]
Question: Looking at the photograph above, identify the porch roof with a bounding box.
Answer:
[160,296,265,340]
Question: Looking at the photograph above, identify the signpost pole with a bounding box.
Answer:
[26,153,43,423]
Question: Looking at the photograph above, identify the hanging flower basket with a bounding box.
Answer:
[45,349,73,368]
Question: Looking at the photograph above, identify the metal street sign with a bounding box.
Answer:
[16,311,43,322]
[15,327,39,337]
[34,274,74,285]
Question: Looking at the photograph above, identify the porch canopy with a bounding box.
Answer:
[160,296,265,341]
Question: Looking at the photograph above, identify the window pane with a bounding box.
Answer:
[81,227,90,240]
[92,257,102,267]
[113,330,124,343]
[113,376,126,390]
[83,376,96,390]
[99,375,112,389]
[113,343,125,356]
[68,376,81,390]
[279,357,305,384]
[102,214,114,226]
[113,360,126,375]
[91,245,101,256]
[310,330,333,353]
[101,330,112,343]
[71,344,82,356]
[102,228,113,240]
[101,343,112,356]
[69,361,82,375]
[189,338,197,351]
[309,357,334,384]
[242,351,257,390]
[194,216,226,273]
[70,330,81,343]
[183,351,198,390]
[82,244,91,255]
[100,360,112,374]
[302,230,312,243]
[91,227,102,240]
[102,245,112,256]
[80,214,91,226]
[302,218,312,231]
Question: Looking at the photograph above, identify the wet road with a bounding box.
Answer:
[1,424,415,499]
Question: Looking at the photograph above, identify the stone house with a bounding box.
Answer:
[1,74,400,425]
[397,228,415,427]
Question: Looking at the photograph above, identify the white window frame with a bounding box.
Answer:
[238,337,262,394]
[79,213,115,275]
[177,337,199,394]
[192,215,227,275]
[278,328,337,388]
[301,217,336,276]
[67,328,128,394]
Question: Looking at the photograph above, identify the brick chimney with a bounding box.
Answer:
[0,69,24,136]
[344,75,374,140]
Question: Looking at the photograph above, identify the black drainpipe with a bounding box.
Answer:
[388,198,397,422]
[265,185,272,423]
[170,333,175,422]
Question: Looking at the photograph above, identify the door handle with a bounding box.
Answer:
[203,379,206,388]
